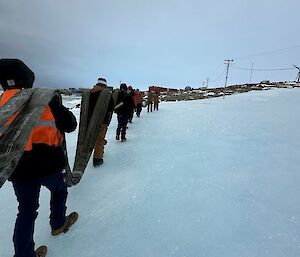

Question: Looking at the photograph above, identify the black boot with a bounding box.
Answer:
[14,246,48,257]
[93,158,103,167]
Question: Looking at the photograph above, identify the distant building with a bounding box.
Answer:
[149,85,177,92]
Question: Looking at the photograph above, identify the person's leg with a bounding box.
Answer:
[40,173,67,231]
[116,115,122,139]
[129,110,133,123]
[131,109,134,121]
[13,181,41,257]
[137,104,142,116]
[93,124,108,160]
[120,115,128,140]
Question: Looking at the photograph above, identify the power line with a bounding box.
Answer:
[205,44,300,87]
[210,67,227,83]
[231,65,295,71]
[234,44,300,61]
[207,63,224,78]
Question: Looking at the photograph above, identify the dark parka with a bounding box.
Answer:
[115,91,135,117]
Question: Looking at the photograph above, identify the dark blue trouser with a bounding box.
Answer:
[12,172,67,257]
[136,104,142,117]
[116,114,129,139]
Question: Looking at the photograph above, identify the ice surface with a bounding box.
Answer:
[1,88,300,257]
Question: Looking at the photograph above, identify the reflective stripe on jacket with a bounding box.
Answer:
[0,89,63,151]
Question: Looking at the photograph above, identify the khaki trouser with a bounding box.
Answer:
[93,124,108,159]
[147,101,153,112]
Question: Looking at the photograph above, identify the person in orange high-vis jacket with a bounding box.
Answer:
[0,59,78,257]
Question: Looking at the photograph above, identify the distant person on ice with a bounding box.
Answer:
[147,90,153,112]
[114,83,135,142]
[127,85,137,123]
[0,59,78,257]
[135,89,143,117]
[89,78,114,167]
[153,90,160,111]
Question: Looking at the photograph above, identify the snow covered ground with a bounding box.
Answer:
[1,88,300,257]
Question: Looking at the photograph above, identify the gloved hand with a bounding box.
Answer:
[50,93,62,107]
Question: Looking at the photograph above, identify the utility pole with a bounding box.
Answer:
[249,63,254,83]
[293,65,300,82]
[206,78,209,88]
[224,59,233,99]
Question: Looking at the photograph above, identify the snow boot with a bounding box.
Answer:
[14,245,48,257]
[51,212,79,236]
[93,158,103,167]
[116,135,120,140]
[35,245,48,257]
[121,138,127,142]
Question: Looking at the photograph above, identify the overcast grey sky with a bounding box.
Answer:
[0,0,299,90]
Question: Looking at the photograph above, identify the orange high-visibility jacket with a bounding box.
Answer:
[0,89,63,151]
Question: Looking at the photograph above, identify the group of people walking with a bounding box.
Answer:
[114,83,144,141]
[0,58,160,257]
[91,81,147,168]
[89,79,149,167]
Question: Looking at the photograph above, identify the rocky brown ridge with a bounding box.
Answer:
[158,82,300,102]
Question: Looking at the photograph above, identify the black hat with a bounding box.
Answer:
[97,77,107,87]
[120,83,127,91]
[0,59,35,90]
